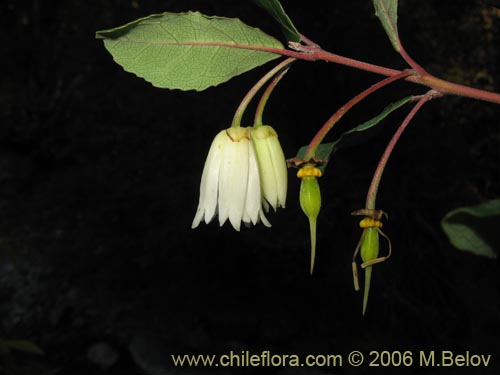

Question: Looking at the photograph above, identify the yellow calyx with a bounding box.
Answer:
[359,217,383,229]
[297,165,322,179]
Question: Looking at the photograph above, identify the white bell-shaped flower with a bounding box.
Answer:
[250,125,287,211]
[192,126,270,231]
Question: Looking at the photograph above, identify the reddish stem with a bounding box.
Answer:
[365,91,437,210]
[399,45,427,76]
[304,70,414,160]
[254,66,290,126]
[231,57,295,128]
[206,41,500,105]
[283,47,500,105]
[155,40,500,104]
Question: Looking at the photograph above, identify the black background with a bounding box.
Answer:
[1,0,500,373]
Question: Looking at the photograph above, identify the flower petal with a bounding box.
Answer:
[252,129,278,210]
[243,140,263,225]
[259,209,272,228]
[266,135,288,208]
[218,130,249,231]
[192,130,226,228]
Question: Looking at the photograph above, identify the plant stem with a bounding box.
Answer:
[254,66,290,127]
[419,74,500,104]
[232,57,295,128]
[224,43,500,105]
[365,91,436,210]
[399,45,427,76]
[294,48,500,105]
[304,70,414,160]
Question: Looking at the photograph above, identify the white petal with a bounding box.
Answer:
[266,136,288,208]
[259,209,272,227]
[202,131,226,223]
[261,199,270,213]
[243,141,263,225]
[253,135,278,210]
[191,130,226,228]
[218,134,248,231]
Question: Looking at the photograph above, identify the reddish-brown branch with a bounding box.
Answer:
[146,39,500,104]
[365,91,439,210]
[303,70,414,160]
[196,41,500,105]
[275,47,500,105]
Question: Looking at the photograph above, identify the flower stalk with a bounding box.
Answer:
[351,91,436,315]
[232,57,295,128]
[303,70,414,161]
[365,90,438,209]
[254,67,291,127]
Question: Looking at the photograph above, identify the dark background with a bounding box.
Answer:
[1,0,500,373]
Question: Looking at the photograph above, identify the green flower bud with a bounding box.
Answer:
[298,164,322,274]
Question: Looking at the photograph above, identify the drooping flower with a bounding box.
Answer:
[250,125,287,211]
[192,126,270,231]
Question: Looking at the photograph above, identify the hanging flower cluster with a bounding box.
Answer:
[192,125,287,231]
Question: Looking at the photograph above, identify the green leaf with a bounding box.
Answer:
[253,0,301,42]
[4,340,44,355]
[332,95,413,146]
[441,199,500,259]
[373,0,401,52]
[96,12,284,91]
[295,96,413,172]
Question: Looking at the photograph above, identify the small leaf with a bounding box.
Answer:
[253,0,301,42]
[294,96,413,172]
[373,0,401,52]
[5,340,44,355]
[96,12,284,91]
[332,95,414,148]
[441,199,500,259]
